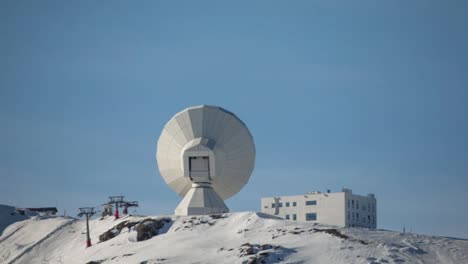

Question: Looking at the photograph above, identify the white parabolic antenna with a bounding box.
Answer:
[156,105,256,215]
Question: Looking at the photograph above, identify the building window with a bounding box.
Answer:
[293,214,297,221]
[305,213,317,221]
[305,200,317,206]
[348,212,350,220]
[356,200,359,210]
[285,214,290,220]
[368,215,370,223]
[264,206,268,209]
[347,199,350,208]
[352,200,354,208]
[272,202,283,208]
[293,202,297,207]
[368,203,371,212]
[356,213,359,219]
[286,202,290,207]
[352,212,355,219]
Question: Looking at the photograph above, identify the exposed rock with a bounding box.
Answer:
[209,214,229,219]
[289,230,303,235]
[238,243,292,264]
[99,221,133,242]
[260,244,272,250]
[311,228,349,239]
[177,215,221,229]
[242,247,257,256]
[136,218,171,242]
[99,218,171,243]
[140,258,166,264]
[309,228,369,245]
[86,260,105,264]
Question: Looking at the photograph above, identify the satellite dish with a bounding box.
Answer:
[156,105,255,215]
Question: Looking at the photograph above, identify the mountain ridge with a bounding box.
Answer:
[1,205,467,264]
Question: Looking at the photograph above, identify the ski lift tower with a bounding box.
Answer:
[121,201,139,215]
[78,207,95,248]
[108,196,125,220]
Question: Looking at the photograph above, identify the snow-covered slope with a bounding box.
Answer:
[1,206,467,264]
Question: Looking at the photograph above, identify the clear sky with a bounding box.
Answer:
[1,1,467,238]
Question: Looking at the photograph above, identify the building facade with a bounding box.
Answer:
[261,188,377,228]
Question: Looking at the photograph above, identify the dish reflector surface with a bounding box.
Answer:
[156,105,255,200]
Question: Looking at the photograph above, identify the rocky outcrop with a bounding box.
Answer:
[99,220,134,242]
[99,218,171,243]
[136,218,171,242]
[235,243,294,264]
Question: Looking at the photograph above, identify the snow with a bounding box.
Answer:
[1,205,467,264]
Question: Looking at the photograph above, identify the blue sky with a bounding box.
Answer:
[1,1,467,238]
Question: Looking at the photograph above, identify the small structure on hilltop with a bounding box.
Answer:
[16,207,58,216]
[261,188,377,229]
[104,196,125,220]
[101,204,113,218]
[102,196,139,219]
[120,201,139,215]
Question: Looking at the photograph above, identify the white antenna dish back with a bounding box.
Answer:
[156,105,255,215]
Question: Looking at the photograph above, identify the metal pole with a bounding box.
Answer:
[86,214,91,247]
[114,203,119,220]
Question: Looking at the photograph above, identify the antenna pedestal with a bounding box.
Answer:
[175,183,229,216]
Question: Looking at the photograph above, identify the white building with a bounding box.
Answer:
[261,188,377,228]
